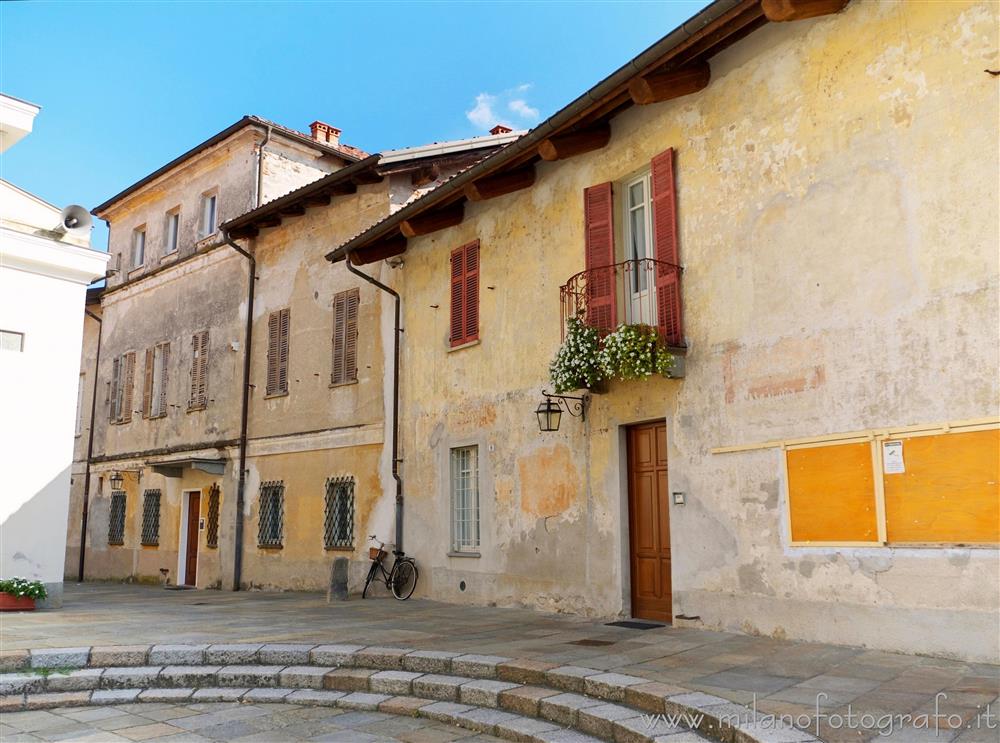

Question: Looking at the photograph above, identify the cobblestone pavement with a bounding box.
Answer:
[2,584,998,742]
[0,701,506,742]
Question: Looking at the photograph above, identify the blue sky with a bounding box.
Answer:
[1,1,709,250]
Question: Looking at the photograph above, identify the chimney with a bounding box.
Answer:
[309,120,341,146]
[490,124,513,135]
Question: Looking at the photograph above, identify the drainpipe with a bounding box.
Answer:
[78,307,103,581]
[222,229,255,591]
[255,126,272,210]
[343,248,404,553]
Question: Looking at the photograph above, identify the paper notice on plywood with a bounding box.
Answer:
[883,441,905,474]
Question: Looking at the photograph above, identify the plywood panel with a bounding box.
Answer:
[787,442,878,542]
[884,429,999,544]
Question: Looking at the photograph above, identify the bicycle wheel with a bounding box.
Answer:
[362,561,380,599]
[390,559,418,600]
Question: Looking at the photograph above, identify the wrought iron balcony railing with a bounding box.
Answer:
[559,258,683,346]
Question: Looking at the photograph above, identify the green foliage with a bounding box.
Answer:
[549,315,604,393]
[599,323,674,381]
[0,577,47,600]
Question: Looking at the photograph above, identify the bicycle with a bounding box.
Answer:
[362,535,418,600]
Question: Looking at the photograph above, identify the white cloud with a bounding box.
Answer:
[465,83,540,132]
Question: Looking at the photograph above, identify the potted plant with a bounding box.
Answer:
[598,323,675,382]
[549,315,607,394]
[0,577,47,611]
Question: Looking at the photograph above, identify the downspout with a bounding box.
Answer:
[222,229,255,591]
[78,306,103,581]
[343,248,404,553]
[255,126,272,209]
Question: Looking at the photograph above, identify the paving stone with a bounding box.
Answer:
[89,645,150,667]
[539,692,605,726]
[625,682,688,714]
[158,665,221,687]
[29,647,90,669]
[494,714,563,743]
[279,665,332,689]
[418,700,476,723]
[452,706,522,734]
[653,733,715,743]
[354,646,410,670]
[498,685,561,716]
[259,643,314,665]
[338,691,392,710]
[664,692,731,711]
[547,666,598,693]
[379,694,431,716]
[413,674,470,701]
[190,687,249,702]
[460,678,521,708]
[204,644,262,665]
[578,702,639,739]
[498,658,560,685]
[734,719,818,742]
[242,687,295,702]
[369,670,422,695]
[584,672,647,702]
[323,668,376,691]
[0,673,45,695]
[44,668,104,692]
[310,644,365,667]
[216,665,284,688]
[92,688,141,704]
[0,650,30,672]
[535,728,605,743]
[0,694,25,711]
[452,654,511,679]
[147,645,207,665]
[402,650,460,674]
[23,691,90,709]
[614,714,686,743]
[285,688,346,706]
[137,687,195,702]
[101,666,162,689]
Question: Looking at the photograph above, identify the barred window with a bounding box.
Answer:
[108,491,126,545]
[324,477,355,549]
[450,446,480,552]
[258,481,284,548]
[206,484,220,548]
[140,489,161,546]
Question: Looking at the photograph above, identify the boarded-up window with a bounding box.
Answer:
[188,330,209,410]
[324,477,354,549]
[266,309,290,395]
[109,352,136,424]
[450,241,480,347]
[258,481,284,547]
[331,289,359,385]
[206,484,220,548]
[108,491,126,545]
[140,489,161,546]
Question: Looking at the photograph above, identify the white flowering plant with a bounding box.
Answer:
[597,323,674,381]
[549,315,605,393]
[0,577,47,600]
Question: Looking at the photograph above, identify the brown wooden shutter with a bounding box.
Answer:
[278,308,290,393]
[449,241,480,347]
[142,348,154,418]
[109,357,121,422]
[198,331,209,405]
[121,352,136,423]
[267,310,290,394]
[189,331,208,409]
[158,342,170,415]
[267,312,280,395]
[332,292,346,384]
[449,246,466,346]
[651,148,683,346]
[584,182,616,334]
[344,290,358,383]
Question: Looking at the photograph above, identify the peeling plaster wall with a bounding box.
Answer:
[396,1,999,661]
[258,140,345,205]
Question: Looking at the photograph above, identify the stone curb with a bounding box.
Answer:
[0,644,820,743]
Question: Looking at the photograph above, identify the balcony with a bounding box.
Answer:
[560,258,684,348]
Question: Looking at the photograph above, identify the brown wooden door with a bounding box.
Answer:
[627,421,672,622]
[184,493,200,586]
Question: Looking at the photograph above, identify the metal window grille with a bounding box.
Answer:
[206,484,220,548]
[140,489,161,546]
[258,481,284,548]
[450,446,480,551]
[108,491,126,545]
[324,477,355,549]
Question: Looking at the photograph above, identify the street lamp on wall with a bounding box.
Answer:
[536,390,589,432]
[109,471,124,491]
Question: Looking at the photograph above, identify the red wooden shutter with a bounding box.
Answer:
[584,183,616,334]
[450,241,480,346]
[142,348,154,418]
[121,352,135,423]
[651,148,683,346]
[449,246,465,346]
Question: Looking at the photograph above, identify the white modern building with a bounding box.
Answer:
[0,93,108,607]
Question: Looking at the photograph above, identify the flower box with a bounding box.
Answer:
[0,592,36,611]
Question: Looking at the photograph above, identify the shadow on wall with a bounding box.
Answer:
[0,465,72,608]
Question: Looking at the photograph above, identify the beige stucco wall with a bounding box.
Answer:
[394,0,999,661]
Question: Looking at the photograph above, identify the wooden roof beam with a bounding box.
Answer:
[228,225,259,240]
[257,215,282,228]
[538,123,611,162]
[303,193,331,208]
[400,202,464,238]
[351,171,384,186]
[464,165,536,202]
[349,234,407,265]
[411,164,440,187]
[762,0,849,22]
[629,62,711,105]
[279,204,306,217]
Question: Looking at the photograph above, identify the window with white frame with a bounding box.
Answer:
[450,446,480,552]
[621,171,657,325]
[165,208,180,254]
[200,192,218,237]
[131,227,146,269]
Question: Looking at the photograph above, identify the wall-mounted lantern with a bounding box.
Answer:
[536,390,589,432]
[109,471,124,490]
